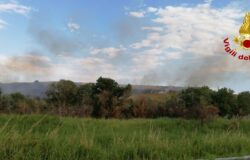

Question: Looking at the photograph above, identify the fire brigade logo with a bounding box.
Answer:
[234,12,250,50]
[224,12,250,60]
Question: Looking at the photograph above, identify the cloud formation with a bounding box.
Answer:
[67,22,80,32]
[147,7,158,13]
[129,11,144,18]
[0,19,7,29]
[128,1,244,87]
[0,1,31,30]
[1,0,250,92]
[90,46,126,58]
[0,1,31,15]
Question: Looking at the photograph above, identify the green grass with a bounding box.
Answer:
[0,115,250,160]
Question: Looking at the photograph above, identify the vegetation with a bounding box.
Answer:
[0,77,249,120]
[0,77,250,159]
[0,115,250,160]
[90,77,132,118]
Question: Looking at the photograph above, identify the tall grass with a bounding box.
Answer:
[0,115,250,159]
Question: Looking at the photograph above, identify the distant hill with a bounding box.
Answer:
[0,81,51,98]
[0,82,184,98]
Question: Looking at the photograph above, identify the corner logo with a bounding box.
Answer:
[224,12,250,60]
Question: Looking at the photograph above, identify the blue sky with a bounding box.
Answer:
[0,0,250,92]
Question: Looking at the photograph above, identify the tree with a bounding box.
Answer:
[9,92,29,113]
[165,93,186,117]
[0,92,27,113]
[9,92,26,101]
[91,77,132,118]
[212,88,237,117]
[0,89,11,112]
[76,83,94,105]
[178,87,219,122]
[237,91,250,116]
[46,80,78,108]
[179,86,214,108]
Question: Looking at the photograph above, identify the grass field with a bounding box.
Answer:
[0,115,250,159]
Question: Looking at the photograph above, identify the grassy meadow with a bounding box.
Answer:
[0,115,250,159]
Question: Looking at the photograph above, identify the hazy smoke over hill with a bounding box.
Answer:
[2,0,250,92]
[142,50,250,89]
[28,14,83,56]
[135,1,248,89]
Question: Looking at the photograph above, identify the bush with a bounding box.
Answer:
[212,88,237,117]
[0,77,248,120]
[46,80,78,108]
[237,91,250,116]
[166,87,218,121]
[132,96,158,118]
[91,77,132,118]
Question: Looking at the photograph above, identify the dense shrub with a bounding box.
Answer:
[46,80,78,108]
[0,77,249,120]
[179,86,214,108]
[91,77,132,118]
[77,83,94,106]
[212,88,237,117]
[132,96,159,118]
[237,91,250,116]
[165,87,218,121]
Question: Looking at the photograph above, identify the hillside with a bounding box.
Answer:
[0,81,183,98]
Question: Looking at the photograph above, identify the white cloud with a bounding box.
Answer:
[204,0,213,5]
[0,2,31,15]
[0,19,7,29]
[0,1,248,88]
[67,22,80,32]
[141,26,163,32]
[130,32,161,49]
[147,7,158,13]
[50,56,119,82]
[129,11,144,18]
[0,2,32,30]
[131,39,151,49]
[90,46,126,58]
[129,2,243,73]
[132,49,163,71]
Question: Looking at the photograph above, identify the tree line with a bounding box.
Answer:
[0,77,250,120]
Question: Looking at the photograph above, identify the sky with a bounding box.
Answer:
[0,0,250,92]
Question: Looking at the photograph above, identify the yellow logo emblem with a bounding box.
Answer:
[234,12,250,50]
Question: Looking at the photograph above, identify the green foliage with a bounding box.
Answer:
[165,93,186,117]
[237,91,250,116]
[92,77,119,95]
[9,92,26,101]
[91,77,132,118]
[0,115,250,159]
[170,87,219,122]
[179,86,214,108]
[44,77,132,118]
[46,80,78,107]
[212,88,237,117]
[76,83,94,105]
[0,77,250,119]
[0,92,47,114]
